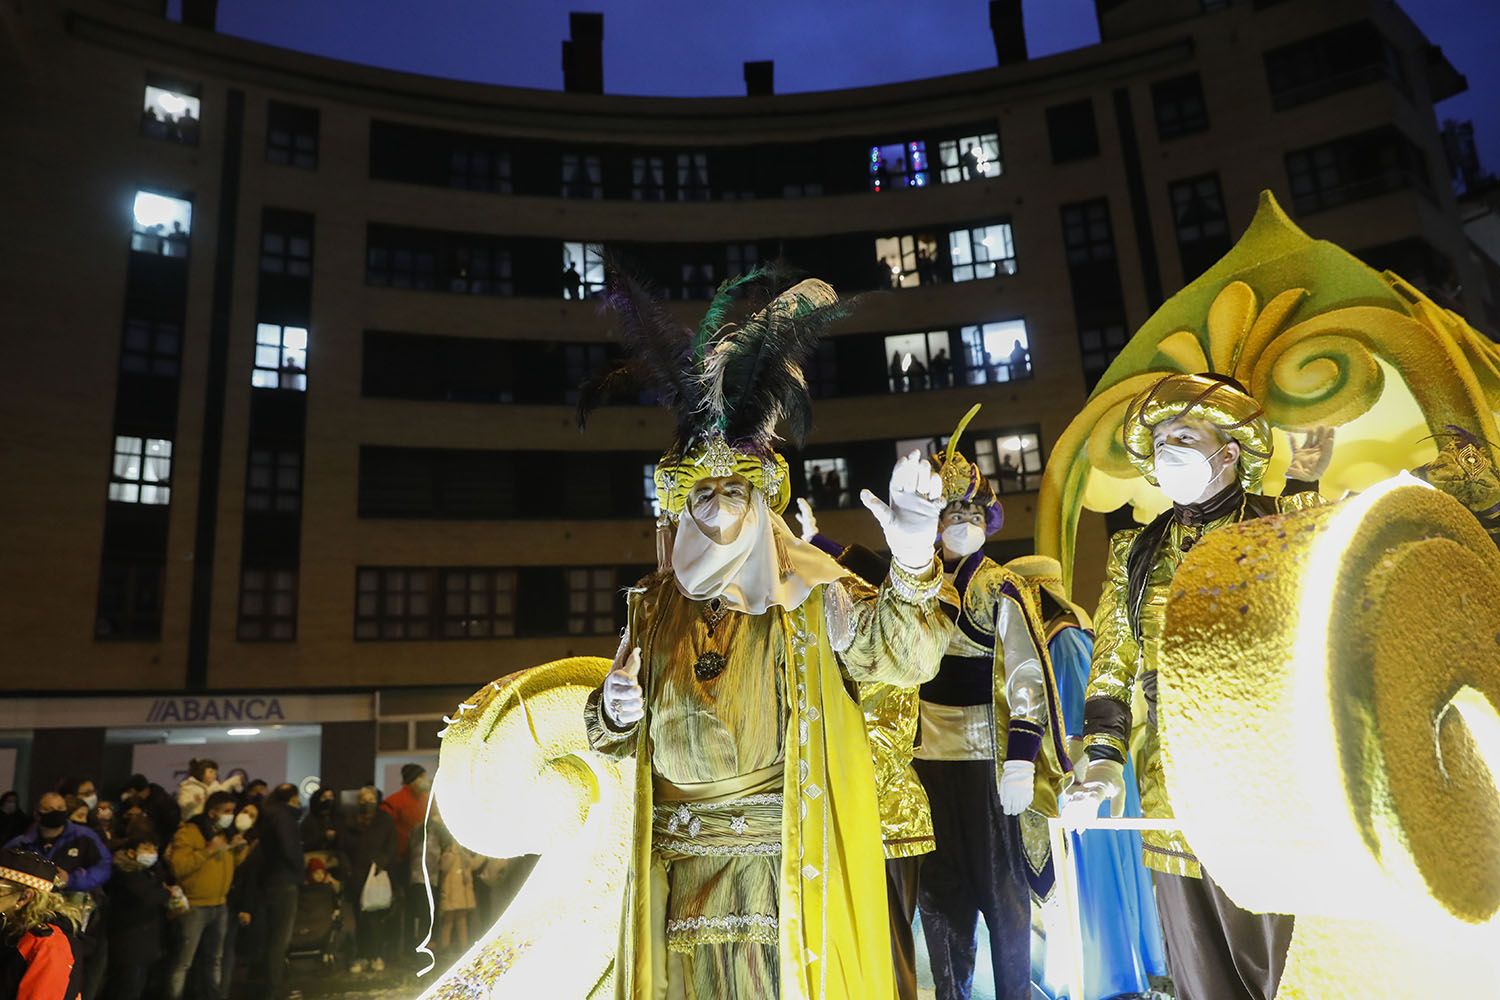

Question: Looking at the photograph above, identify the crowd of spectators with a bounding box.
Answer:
[0,759,523,999]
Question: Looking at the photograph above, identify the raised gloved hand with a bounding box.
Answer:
[795,497,820,543]
[860,450,943,572]
[999,760,1035,816]
[1286,426,1336,482]
[601,646,644,728]
[1059,757,1126,831]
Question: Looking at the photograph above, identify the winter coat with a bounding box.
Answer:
[259,802,305,889]
[342,809,397,902]
[104,858,171,963]
[169,819,246,907]
[379,784,427,861]
[0,922,78,1000]
[437,842,475,913]
[4,822,112,895]
[175,774,241,822]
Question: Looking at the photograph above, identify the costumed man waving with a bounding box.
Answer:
[1061,372,1332,1000]
[580,268,955,1000]
[910,405,1070,1000]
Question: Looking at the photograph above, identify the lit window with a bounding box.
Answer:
[803,458,851,509]
[354,568,432,640]
[561,242,605,299]
[131,191,192,257]
[246,448,301,513]
[949,224,1016,281]
[449,148,512,193]
[441,569,516,639]
[567,568,617,635]
[883,331,951,392]
[252,323,308,391]
[959,320,1031,384]
[972,430,1045,494]
[643,464,661,517]
[238,568,296,641]
[109,436,172,505]
[676,152,711,201]
[266,101,319,169]
[141,83,200,145]
[874,232,942,289]
[632,156,666,201]
[938,133,1002,183]
[120,318,181,377]
[562,153,603,199]
[894,436,945,462]
[869,141,929,192]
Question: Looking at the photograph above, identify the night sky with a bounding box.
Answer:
[206,0,1498,181]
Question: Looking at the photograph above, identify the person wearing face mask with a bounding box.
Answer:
[580,267,954,1000]
[0,848,85,1000]
[299,785,343,854]
[103,837,171,1000]
[884,405,1069,1000]
[218,803,262,1000]
[4,792,112,898]
[342,786,396,974]
[1060,372,1332,1000]
[164,791,246,999]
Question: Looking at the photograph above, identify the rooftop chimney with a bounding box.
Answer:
[989,0,1028,66]
[744,61,774,97]
[181,0,218,31]
[563,12,605,94]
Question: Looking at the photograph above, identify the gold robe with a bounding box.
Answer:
[1084,492,1323,877]
[586,564,952,1000]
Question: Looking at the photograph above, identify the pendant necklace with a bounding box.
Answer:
[694,598,730,682]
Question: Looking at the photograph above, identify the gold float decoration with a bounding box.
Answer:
[418,657,630,1000]
[1037,190,1500,592]
[1158,478,1500,996]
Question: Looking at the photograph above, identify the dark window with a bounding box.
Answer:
[96,558,163,639]
[725,242,759,277]
[440,569,517,638]
[260,219,312,278]
[938,132,1002,183]
[562,153,603,198]
[567,568,618,635]
[1355,238,1458,300]
[1060,199,1130,389]
[631,155,666,201]
[869,140,930,192]
[246,448,301,513]
[450,148,512,192]
[266,101,318,169]
[1151,73,1209,140]
[237,568,296,640]
[362,331,517,404]
[354,568,432,640]
[1264,21,1409,111]
[365,226,514,296]
[1169,173,1232,281]
[141,78,200,145]
[131,191,192,258]
[1046,100,1099,163]
[562,343,608,405]
[803,341,839,399]
[676,152,711,201]
[120,317,181,377]
[109,435,172,505]
[679,257,716,300]
[1285,126,1433,214]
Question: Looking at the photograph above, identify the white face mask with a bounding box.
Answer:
[135,851,158,868]
[940,522,986,558]
[689,491,749,544]
[81,794,98,810]
[215,812,234,830]
[1153,442,1230,505]
[234,813,254,832]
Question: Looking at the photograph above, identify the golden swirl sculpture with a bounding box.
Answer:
[417,657,631,1000]
[1158,478,1500,996]
[1037,190,1500,592]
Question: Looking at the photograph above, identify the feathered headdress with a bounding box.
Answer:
[579,259,855,519]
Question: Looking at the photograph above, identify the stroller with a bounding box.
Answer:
[288,852,346,967]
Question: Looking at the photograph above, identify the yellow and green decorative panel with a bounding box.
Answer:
[1037,190,1500,592]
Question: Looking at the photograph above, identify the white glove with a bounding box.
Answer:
[1059,757,1126,831]
[860,450,942,572]
[795,497,820,543]
[999,760,1035,816]
[601,647,644,728]
[1285,426,1336,482]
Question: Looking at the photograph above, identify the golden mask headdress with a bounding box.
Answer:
[932,403,1004,535]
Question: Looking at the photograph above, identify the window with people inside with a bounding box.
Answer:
[141,81,200,144]
[869,140,929,192]
[938,133,1002,183]
[131,191,192,257]
[561,242,605,299]
[802,458,852,510]
[883,320,1031,392]
[253,323,308,391]
[874,223,1015,289]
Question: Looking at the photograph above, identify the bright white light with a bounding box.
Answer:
[981,234,997,250]
[132,191,191,233]
[283,327,308,350]
[901,353,913,372]
[157,92,188,116]
[227,728,260,737]
[1003,436,1023,451]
